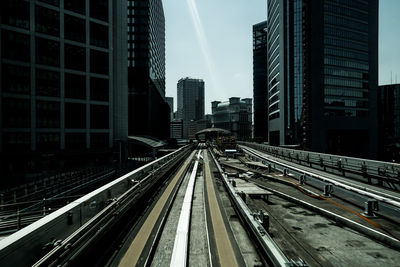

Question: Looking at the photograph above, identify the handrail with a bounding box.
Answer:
[239,142,400,181]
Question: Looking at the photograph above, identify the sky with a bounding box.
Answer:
[164,0,400,114]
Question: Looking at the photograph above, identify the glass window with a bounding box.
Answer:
[2,97,30,128]
[64,15,85,43]
[90,22,108,48]
[65,44,85,71]
[90,105,109,129]
[65,73,86,99]
[65,102,86,128]
[1,0,30,29]
[36,37,60,66]
[35,5,60,37]
[2,64,30,95]
[91,133,109,149]
[90,50,109,75]
[37,0,59,6]
[37,133,60,150]
[36,69,60,97]
[90,0,108,22]
[36,101,60,128]
[2,132,30,151]
[90,77,109,101]
[1,30,30,62]
[65,133,86,149]
[64,0,85,15]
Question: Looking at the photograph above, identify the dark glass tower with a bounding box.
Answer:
[0,0,128,186]
[177,78,205,139]
[127,0,170,139]
[267,0,378,158]
[253,21,268,141]
[378,84,400,162]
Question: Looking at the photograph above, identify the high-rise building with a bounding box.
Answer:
[0,0,128,183]
[378,84,400,162]
[177,78,205,139]
[166,96,174,121]
[253,21,268,141]
[267,0,378,158]
[127,0,170,139]
[211,98,252,141]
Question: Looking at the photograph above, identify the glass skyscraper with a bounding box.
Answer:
[127,0,169,139]
[0,0,129,182]
[253,21,268,141]
[266,0,378,158]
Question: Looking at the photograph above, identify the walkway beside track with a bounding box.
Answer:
[204,151,239,267]
[118,151,196,266]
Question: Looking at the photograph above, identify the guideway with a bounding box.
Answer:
[204,151,239,267]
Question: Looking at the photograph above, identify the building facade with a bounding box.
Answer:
[253,21,268,141]
[211,98,252,141]
[0,0,128,184]
[379,84,400,162]
[166,96,174,121]
[266,0,378,158]
[176,77,205,139]
[170,119,183,139]
[127,0,170,139]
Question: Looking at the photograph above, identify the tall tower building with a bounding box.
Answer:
[166,96,174,121]
[253,21,268,141]
[0,0,128,184]
[267,0,378,158]
[127,0,170,139]
[177,78,205,139]
[378,84,400,162]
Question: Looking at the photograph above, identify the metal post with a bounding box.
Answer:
[260,211,269,232]
[299,175,306,185]
[323,184,333,197]
[363,199,379,217]
[283,168,288,176]
[17,209,21,230]
[43,198,46,215]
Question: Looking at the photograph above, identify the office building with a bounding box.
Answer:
[0,0,128,183]
[127,0,170,139]
[166,96,174,121]
[177,78,205,139]
[253,21,268,141]
[170,119,183,139]
[379,84,400,162]
[267,0,378,158]
[211,98,252,140]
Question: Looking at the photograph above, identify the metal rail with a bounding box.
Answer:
[240,142,400,189]
[239,145,400,220]
[0,145,192,266]
[208,148,295,267]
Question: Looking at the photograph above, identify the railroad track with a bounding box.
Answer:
[216,151,400,266]
[239,145,400,221]
[10,143,398,266]
[31,144,291,266]
[117,145,260,266]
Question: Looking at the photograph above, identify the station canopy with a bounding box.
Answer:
[195,128,231,140]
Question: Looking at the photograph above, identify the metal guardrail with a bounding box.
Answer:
[239,145,400,221]
[208,148,296,267]
[0,145,191,267]
[240,142,400,189]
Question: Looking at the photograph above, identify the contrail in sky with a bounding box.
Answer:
[186,0,219,93]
